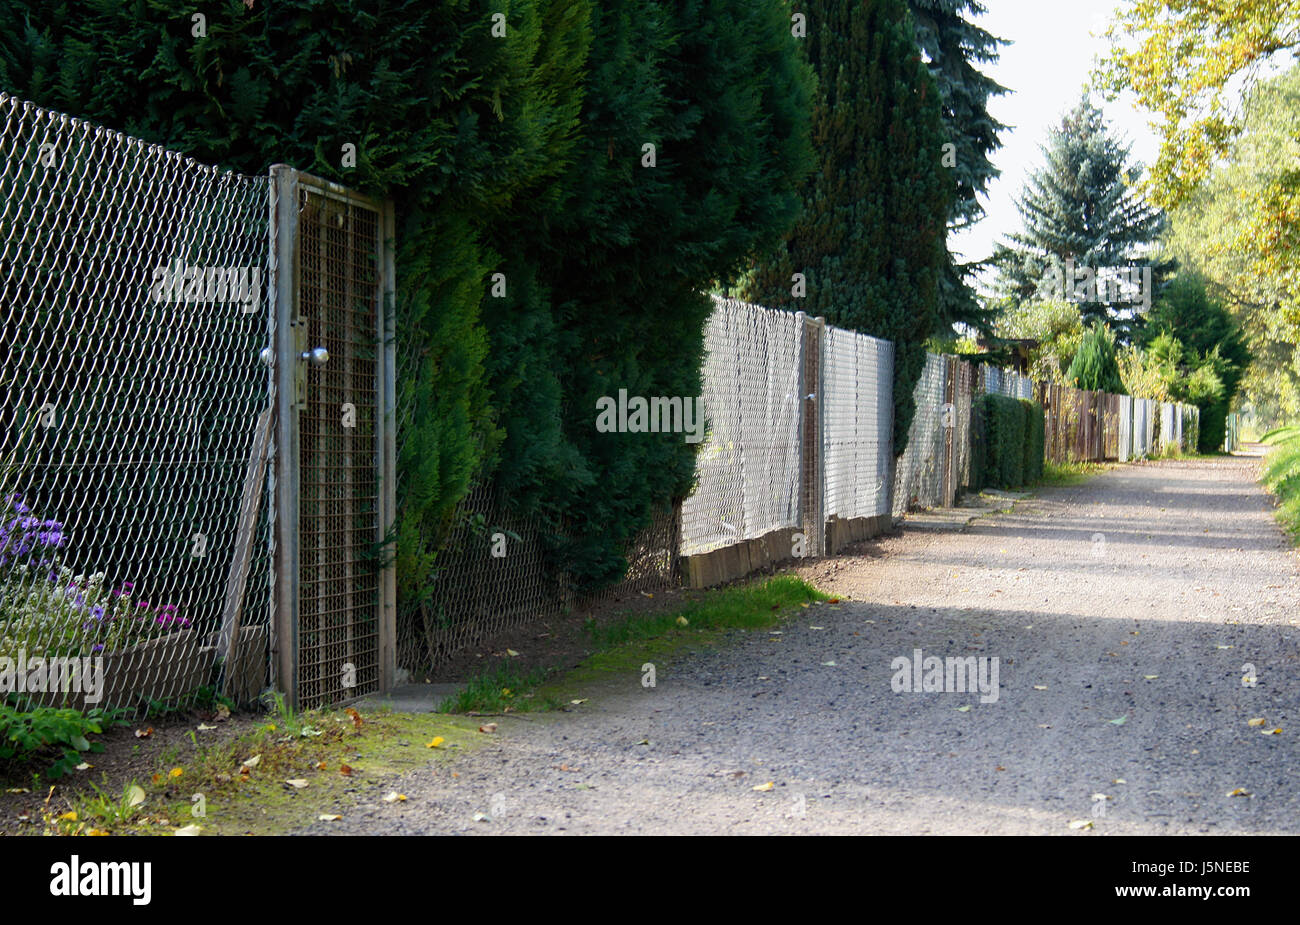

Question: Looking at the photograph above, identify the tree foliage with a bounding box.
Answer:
[1163,63,1300,427]
[742,0,951,454]
[908,0,1008,332]
[1095,0,1300,210]
[1066,324,1126,394]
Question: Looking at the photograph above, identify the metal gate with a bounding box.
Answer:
[268,167,395,710]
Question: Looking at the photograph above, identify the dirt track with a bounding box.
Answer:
[313,454,1300,835]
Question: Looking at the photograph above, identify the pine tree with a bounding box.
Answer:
[742,0,951,454]
[995,97,1169,341]
[908,0,1009,333]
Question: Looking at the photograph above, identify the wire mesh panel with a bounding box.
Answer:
[277,173,392,711]
[823,326,893,522]
[680,298,802,555]
[892,353,947,516]
[0,95,271,712]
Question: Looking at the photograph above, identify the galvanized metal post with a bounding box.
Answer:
[269,164,301,709]
[379,200,397,691]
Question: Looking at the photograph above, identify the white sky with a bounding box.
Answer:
[950,0,1160,268]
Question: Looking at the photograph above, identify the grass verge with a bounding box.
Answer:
[439,575,828,713]
[1038,460,1112,487]
[1261,426,1300,544]
[43,704,481,836]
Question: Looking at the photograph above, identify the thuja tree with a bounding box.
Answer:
[742,0,951,454]
[489,0,815,588]
[0,0,594,604]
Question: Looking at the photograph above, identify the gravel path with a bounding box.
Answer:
[318,455,1300,835]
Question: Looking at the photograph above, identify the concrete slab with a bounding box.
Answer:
[355,682,465,713]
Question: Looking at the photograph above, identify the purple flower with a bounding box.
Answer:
[89,604,106,622]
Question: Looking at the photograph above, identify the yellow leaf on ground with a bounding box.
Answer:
[1068,819,1094,830]
[426,737,445,749]
[58,811,77,822]
[174,824,201,836]
[169,767,183,779]
[752,782,775,792]
[126,785,146,807]
[1033,685,1048,691]
[318,814,342,822]
[285,779,309,789]
[382,792,407,804]
[242,755,261,768]
[1248,718,1266,726]
[1227,788,1251,797]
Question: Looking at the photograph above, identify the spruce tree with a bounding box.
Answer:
[742,0,951,455]
[995,97,1169,341]
[908,0,1009,333]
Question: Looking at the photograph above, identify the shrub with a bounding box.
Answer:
[0,699,122,779]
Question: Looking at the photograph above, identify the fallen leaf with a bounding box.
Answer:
[242,755,261,768]
[173,824,202,836]
[1032,685,1048,691]
[134,727,153,739]
[1261,727,1282,736]
[956,705,972,713]
[318,814,343,821]
[1248,718,1266,727]
[569,699,588,705]
[1068,819,1094,830]
[75,762,91,771]
[506,649,521,657]
[215,704,231,721]
[1215,645,1234,650]
[472,812,490,822]
[339,765,353,777]
[126,785,146,807]
[676,616,689,626]
[1143,675,1158,680]
[820,660,837,667]
[58,811,77,822]
[87,828,109,836]
[285,779,309,789]
[169,767,183,779]
[752,782,775,792]
[345,708,363,730]
[196,723,217,731]
[316,762,328,771]
[382,792,407,804]
[1227,788,1251,797]
[426,737,445,749]
[478,723,498,734]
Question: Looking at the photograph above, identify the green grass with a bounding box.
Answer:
[1262,427,1300,544]
[439,575,827,714]
[437,664,561,714]
[1261,425,1300,446]
[1037,460,1112,487]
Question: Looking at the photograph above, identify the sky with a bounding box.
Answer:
[950,0,1160,269]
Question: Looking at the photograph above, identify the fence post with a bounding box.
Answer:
[268,164,300,708]
[796,313,825,557]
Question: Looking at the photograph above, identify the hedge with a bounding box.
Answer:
[1022,399,1045,483]
[980,394,1044,490]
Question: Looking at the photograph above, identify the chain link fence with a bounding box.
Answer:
[823,326,893,523]
[891,353,948,516]
[680,298,803,556]
[0,95,272,713]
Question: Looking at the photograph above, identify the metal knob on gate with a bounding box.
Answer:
[258,346,329,367]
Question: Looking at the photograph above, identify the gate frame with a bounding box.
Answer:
[268,165,396,709]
